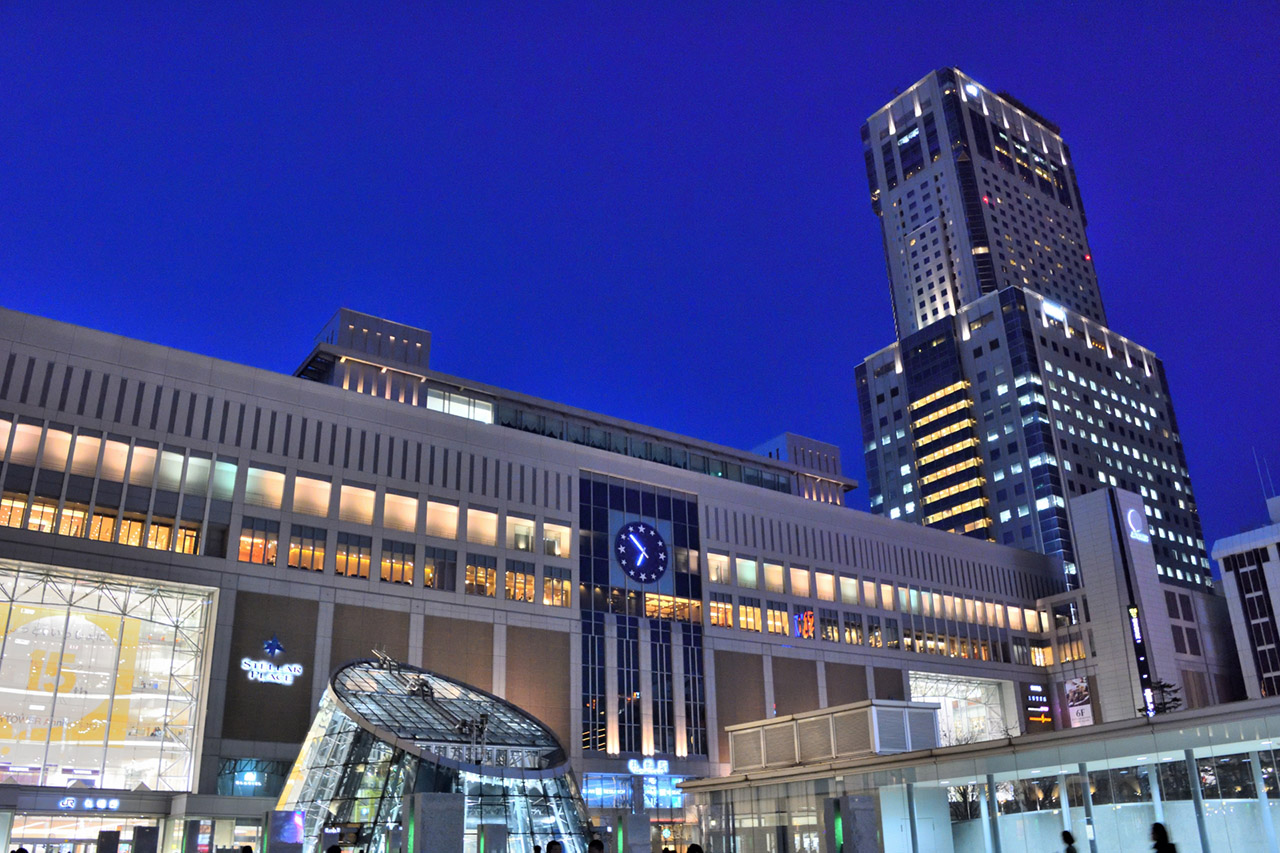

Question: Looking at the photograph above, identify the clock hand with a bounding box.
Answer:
[629,534,648,565]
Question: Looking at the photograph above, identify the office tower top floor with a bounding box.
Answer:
[862,68,1102,338]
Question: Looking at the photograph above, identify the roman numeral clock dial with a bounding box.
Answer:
[614,522,669,584]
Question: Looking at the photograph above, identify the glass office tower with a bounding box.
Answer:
[856,68,1208,593]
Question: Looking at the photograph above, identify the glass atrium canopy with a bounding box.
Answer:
[278,656,588,853]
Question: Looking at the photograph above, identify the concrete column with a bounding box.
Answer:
[638,620,654,754]
[977,777,996,853]
[1184,749,1212,853]
[1251,750,1278,853]
[703,646,720,765]
[1057,772,1073,838]
[984,773,1002,853]
[403,793,465,853]
[672,623,687,754]
[1146,763,1165,824]
[311,594,334,710]
[492,621,507,698]
[605,618,619,753]
[407,607,424,668]
[905,782,920,853]
[763,653,775,717]
[1078,763,1098,853]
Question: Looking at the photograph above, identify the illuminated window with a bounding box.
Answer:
[100,439,129,482]
[790,567,811,598]
[292,476,332,517]
[175,524,200,554]
[183,455,211,498]
[505,560,536,602]
[380,540,415,584]
[238,517,279,565]
[383,492,417,533]
[88,512,115,543]
[766,602,789,635]
[57,503,90,538]
[422,547,457,591]
[119,516,145,547]
[466,508,498,547]
[735,558,758,589]
[843,613,863,644]
[425,501,459,539]
[157,450,184,492]
[145,521,172,551]
[814,571,835,602]
[26,498,57,534]
[0,493,27,528]
[5,423,36,467]
[543,566,572,607]
[763,563,785,594]
[507,516,535,552]
[738,597,762,632]
[288,525,326,571]
[245,467,285,509]
[68,433,102,477]
[706,553,730,584]
[709,593,733,627]
[40,427,72,472]
[543,522,571,558]
[819,609,840,642]
[465,554,497,597]
[335,533,372,578]
[339,484,376,525]
[839,575,859,605]
[128,445,158,487]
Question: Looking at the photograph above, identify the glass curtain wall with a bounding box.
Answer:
[278,659,589,853]
[0,560,214,791]
[694,706,1280,853]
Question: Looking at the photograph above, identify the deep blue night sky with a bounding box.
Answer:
[2,3,1277,552]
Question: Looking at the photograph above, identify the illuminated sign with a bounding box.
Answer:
[627,758,669,776]
[1128,606,1144,643]
[242,658,303,685]
[58,797,119,811]
[1126,509,1151,544]
[1025,684,1051,726]
[1042,301,1067,323]
[242,634,303,685]
[793,609,815,639]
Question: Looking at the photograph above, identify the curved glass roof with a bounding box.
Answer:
[332,657,565,771]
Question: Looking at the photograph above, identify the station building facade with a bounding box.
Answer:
[0,307,1231,851]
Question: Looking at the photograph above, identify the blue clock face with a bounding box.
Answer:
[615,522,669,584]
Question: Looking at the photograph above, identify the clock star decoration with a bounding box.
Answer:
[263,634,285,658]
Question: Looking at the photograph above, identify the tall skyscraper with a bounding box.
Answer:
[855,69,1210,593]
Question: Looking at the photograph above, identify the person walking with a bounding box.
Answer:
[1152,822,1177,853]
[1061,829,1077,853]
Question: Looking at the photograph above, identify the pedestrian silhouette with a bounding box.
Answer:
[1152,822,1177,853]
[1062,829,1077,853]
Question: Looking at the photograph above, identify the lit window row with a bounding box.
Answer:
[923,497,989,525]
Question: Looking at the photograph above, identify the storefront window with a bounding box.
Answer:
[0,560,214,790]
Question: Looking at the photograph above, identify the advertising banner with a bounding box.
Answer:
[1064,676,1094,727]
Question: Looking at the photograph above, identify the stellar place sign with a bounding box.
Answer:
[241,634,303,686]
[242,659,304,685]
